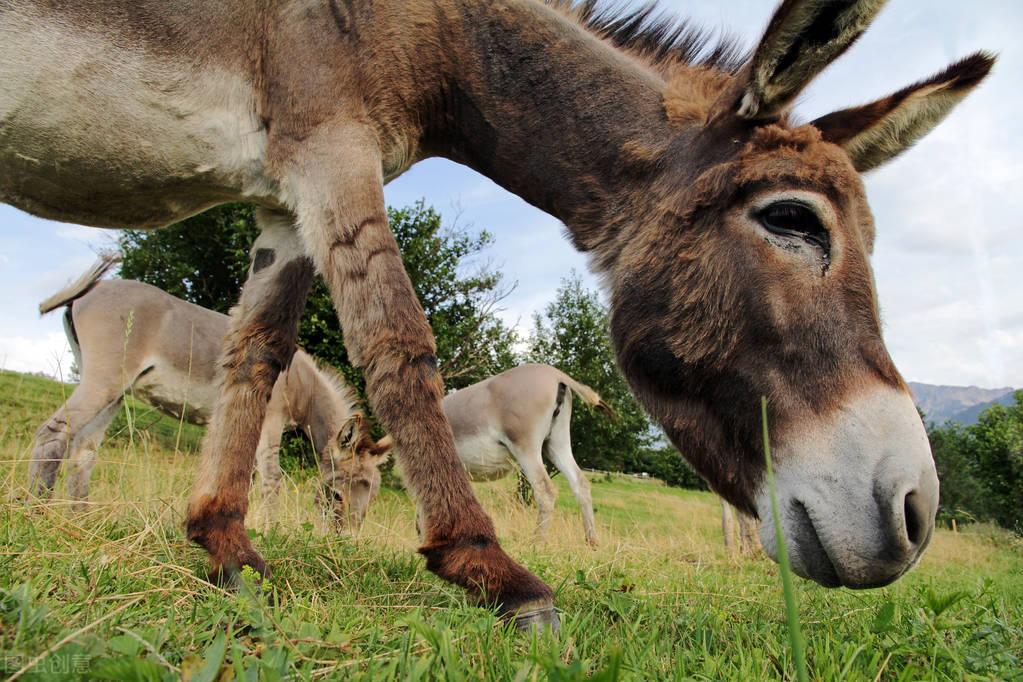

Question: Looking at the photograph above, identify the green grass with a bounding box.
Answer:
[1,369,1021,680]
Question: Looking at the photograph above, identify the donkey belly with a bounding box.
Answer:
[0,8,276,227]
[134,366,219,426]
[454,432,517,482]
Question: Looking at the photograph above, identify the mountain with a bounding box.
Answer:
[909,382,1017,425]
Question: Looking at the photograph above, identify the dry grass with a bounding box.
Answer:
[1,369,1021,680]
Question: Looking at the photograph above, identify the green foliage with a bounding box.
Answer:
[632,445,708,490]
[528,274,704,490]
[528,274,651,472]
[927,391,1023,533]
[928,421,985,527]
[118,200,519,473]
[968,393,1023,532]
[119,204,258,314]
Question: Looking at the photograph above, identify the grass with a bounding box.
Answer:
[1,368,1021,680]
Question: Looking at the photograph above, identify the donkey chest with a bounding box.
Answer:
[0,11,277,227]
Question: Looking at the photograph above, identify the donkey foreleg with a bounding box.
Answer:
[721,498,737,557]
[186,211,314,584]
[738,508,761,557]
[254,379,289,521]
[286,124,555,628]
[253,405,286,529]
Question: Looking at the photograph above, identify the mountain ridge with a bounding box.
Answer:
[909,382,1017,425]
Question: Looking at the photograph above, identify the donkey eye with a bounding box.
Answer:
[757,201,829,250]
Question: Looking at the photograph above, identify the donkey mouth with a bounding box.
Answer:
[789,500,841,588]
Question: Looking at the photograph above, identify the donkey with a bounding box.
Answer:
[382,364,611,547]
[1,0,994,626]
[31,256,390,530]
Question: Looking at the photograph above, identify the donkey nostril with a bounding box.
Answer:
[903,490,926,545]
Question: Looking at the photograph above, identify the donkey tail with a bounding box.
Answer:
[554,370,617,421]
[38,252,121,315]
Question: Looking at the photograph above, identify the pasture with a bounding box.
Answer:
[1,369,1021,680]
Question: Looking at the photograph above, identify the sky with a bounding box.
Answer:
[1,0,1020,389]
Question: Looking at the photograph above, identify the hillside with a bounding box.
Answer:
[908,381,1016,425]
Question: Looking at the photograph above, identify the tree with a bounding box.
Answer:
[118,201,520,472]
[119,205,258,314]
[120,200,517,387]
[967,393,1023,532]
[926,392,1023,533]
[927,419,985,527]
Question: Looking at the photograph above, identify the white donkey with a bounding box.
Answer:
[385,364,612,547]
[32,256,390,530]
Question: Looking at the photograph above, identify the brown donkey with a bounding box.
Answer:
[1,0,993,625]
[32,256,390,530]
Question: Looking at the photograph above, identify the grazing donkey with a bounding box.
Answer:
[1,0,994,626]
[31,256,390,530]
[383,364,611,547]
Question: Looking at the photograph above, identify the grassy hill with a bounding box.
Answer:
[1,369,1021,680]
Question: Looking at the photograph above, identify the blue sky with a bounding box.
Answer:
[1,0,1020,389]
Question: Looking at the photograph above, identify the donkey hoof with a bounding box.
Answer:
[208,556,269,588]
[509,603,560,633]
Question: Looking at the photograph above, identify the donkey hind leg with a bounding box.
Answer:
[287,123,555,628]
[543,398,598,547]
[186,210,315,584]
[506,440,557,540]
[66,397,123,506]
[29,384,123,498]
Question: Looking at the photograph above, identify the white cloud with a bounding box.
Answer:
[55,225,113,246]
[0,332,75,380]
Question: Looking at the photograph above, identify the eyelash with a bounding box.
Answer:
[756,201,830,252]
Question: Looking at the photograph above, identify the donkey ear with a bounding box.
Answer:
[369,435,393,458]
[735,0,887,119]
[811,52,995,172]
[337,413,363,449]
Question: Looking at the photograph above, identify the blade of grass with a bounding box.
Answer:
[762,396,809,682]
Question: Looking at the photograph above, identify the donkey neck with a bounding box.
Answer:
[421,0,675,251]
[281,356,345,454]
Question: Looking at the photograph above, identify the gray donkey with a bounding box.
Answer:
[374,364,612,547]
[32,256,390,530]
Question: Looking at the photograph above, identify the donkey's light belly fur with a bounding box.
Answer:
[135,364,220,426]
[0,9,274,227]
[455,431,517,481]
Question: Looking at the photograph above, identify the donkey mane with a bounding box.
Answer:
[545,0,748,73]
[311,359,362,413]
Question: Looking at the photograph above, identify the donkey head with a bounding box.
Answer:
[608,0,993,588]
[321,413,391,532]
